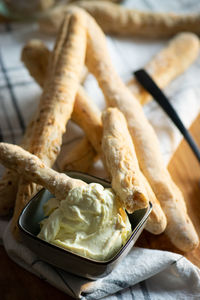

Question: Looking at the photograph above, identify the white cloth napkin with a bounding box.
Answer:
[3,222,200,299]
[0,0,200,299]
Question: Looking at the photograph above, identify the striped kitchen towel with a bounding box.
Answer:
[3,221,200,299]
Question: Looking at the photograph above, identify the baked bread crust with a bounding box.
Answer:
[83,9,199,251]
[39,1,200,38]
[11,11,87,237]
[0,143,87,198]
[102,108,167,234]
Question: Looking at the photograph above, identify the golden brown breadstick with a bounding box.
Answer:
[3,30,199,217]
[82,8,199,251]
[71,86,102,153]
[102,108,166,234]
[0,143,87,198]
[21,33,199,153]
[22,33,200,107]
[0,41,49,217]
[0,141,166,237]
[38,1,200,38]
[127,32,200,105]
[21,39,50,87]
[0,118,35,216]
[12,11,87,236]
[77,1,200,38]
[0,39,98,216]
[21,39,102,169]
[21,33,199,149]
[59,137,97,172]
[0,170,18,215]
[21,39,88,86]
[21,39,102,154]
[5,0,55,15]
[102,107,148,212]
[22,32,200,107]
[79,66,88,84]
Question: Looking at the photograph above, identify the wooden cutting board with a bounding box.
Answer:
[0,113,199,299]
[136,113,200,267]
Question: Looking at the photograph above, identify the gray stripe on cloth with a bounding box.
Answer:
[5,65,24,72]
[0,92,16,143]
[115,290,124,299]
[129,286,136,299]
[0,80,34,90]
[0,126,3,142]
[4,23,12,32]
[0,52,25,133]
[139,281,151,300]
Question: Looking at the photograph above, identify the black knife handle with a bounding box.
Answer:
[134,69,200,163]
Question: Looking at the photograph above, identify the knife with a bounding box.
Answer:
[134,69,200,163]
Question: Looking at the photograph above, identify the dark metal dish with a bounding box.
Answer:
[18,171,152,280]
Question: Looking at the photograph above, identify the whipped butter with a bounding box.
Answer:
[38,183,132,261]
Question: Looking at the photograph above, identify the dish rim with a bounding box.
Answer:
[18,171,152,265]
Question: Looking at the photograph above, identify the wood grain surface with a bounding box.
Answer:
[0,113,199,299]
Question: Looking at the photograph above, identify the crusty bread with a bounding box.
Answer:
[39,1,200,38]
[83,8,199,251]
[0,38,102,216]
[0,118,35,216]
[11,11,87,238]
[0,143,87,198]
[128,32,200,105]
[102,108,167,234]
[76,1,200,38]
[60,137,97,173]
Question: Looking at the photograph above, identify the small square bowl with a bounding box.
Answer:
[18,171,152,280]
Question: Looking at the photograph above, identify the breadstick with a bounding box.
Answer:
[0,118,35,216]
[59,137,97,172]
[76,1,200,38]
[21,39,102,168]
[22,32,200,107]
[21,39,50,87]
[71,86,102,153]
[38,1,200,38]
[79,66,88,84]
[2,31,198,217]
[5,0,55,15]
[22,39,88,86]
[0,170,18,215]
[22,33,199,146]
[127,32,200,105]
[102,107,149,212]
[21,39,102,154]
[21,33,199,145]
[0,141,165,237]
[82,8,199,251]
[0,39,97,217]
[0,143,87,198]
[0,41,50,217]
[102,108,166,234]
[12,10,87,236]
